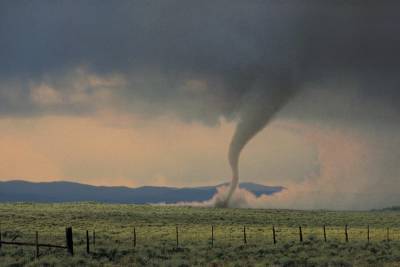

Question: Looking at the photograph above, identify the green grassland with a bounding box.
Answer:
[1,203,400,266]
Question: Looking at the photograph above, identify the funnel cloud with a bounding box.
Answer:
[225,83,298,206]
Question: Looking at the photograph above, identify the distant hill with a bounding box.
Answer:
[373,206,400,211]
[0,180,284,204]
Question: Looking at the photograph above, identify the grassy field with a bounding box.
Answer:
[0,203,400,266]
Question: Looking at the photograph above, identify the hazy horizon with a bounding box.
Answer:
[0,177,287,189]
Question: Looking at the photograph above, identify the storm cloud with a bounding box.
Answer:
[1,1,400,209]
[0,0,399,122]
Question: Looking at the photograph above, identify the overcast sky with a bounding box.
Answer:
[1,1,399,209]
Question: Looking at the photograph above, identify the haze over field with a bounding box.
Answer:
[1,1,400,209]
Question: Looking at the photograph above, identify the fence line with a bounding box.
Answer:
[0,227,75,257]
[0,225,398,257]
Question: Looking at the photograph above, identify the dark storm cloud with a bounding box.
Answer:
[0,0,400,124]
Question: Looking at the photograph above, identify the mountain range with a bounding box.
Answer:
[0,180,284,204]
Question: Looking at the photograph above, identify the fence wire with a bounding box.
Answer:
[1,225,400,255]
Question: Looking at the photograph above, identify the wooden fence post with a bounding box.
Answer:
[387,228,390,242]
[211,225,214,248]
[345,225,349,242]
[243,226,247,244]
[176,226,179,248]
[66,227,74,256]
[299,226,303,242]
[272,226,276,244]
[0,226,2,249]
[133,227,136,248]
[367,225,370,243]
[323,225,327,242]
[93,230,96,247]
[86,230,90,254]
[35,231,39,258]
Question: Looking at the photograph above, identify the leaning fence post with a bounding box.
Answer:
[299,226,303,242]
[86,230,90,254]
[35,231,39,258]
[211,225,214,248]
[323,225,327,242]
[133,227,136,248]
[176,226,179,248]
[243,226,247,244]
[272,226,276,244]
[367,225,370,243]
[66,227,74,256]
[345,225,349,242]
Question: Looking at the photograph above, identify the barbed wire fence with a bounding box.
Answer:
[1,224,399,258]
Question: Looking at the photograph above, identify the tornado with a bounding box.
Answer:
[223,77,298,207]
